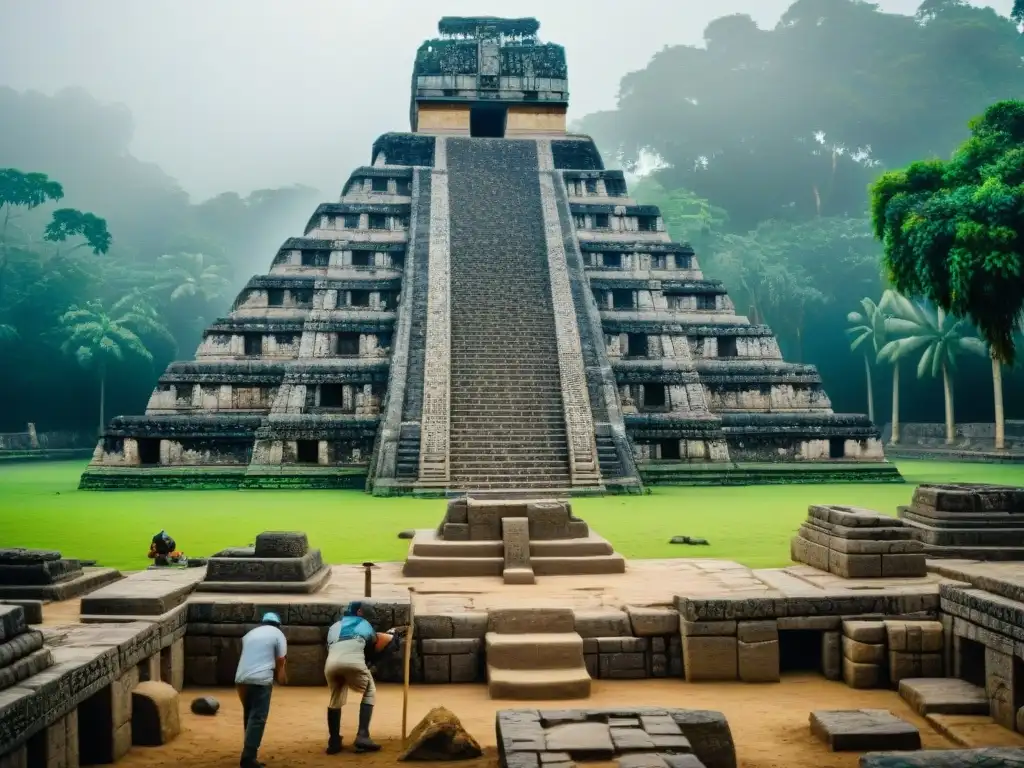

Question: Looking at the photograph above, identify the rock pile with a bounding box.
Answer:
[790,505,925,578]
[399,706,481,761]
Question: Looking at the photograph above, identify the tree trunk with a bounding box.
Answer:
[992,354,1005,450]
[98,362,106,437]
[891,361,900,444]
[942,362,955,444]
[863,354,875,424]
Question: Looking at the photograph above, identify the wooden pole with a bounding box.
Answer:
[402,586,416,747]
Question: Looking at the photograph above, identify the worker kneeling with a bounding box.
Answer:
[324,601,400,755]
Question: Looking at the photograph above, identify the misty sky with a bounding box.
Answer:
[0,0,1014,200]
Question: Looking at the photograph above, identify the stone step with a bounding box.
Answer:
[899,678,990,716]
[533,554,627,576]
[403,554,503,578]
[485,632,584,670]
[488,608,576,634]
[486,666,592,700]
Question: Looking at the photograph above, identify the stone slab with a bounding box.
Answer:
[253,531,309,558]
[503,518,534,586]
[488,609,575,635]
[0,602,41,626]
[80,569,201,616]
[683,636,736,682]
[575,610,631,638]
[859,748,1024,767]
[809,709,921,752]
[899,678,990,716]
[0,568,121,601]
[626,606,679,636]
[204,549,324,583]
[197,565,331,594]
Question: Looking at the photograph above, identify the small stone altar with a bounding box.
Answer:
[197,531,330,594]
[496,708,736,768]
[0,548,121,601]
[403,497,625,582]
[790,504,925,578]
[898,483,1024,560]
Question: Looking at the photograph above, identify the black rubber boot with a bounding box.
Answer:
[353,703,381,753]
[326,708,343,754]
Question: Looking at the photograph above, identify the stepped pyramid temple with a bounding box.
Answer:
[81,16,895,493]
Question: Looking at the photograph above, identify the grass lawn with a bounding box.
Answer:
[1,459,1022,573]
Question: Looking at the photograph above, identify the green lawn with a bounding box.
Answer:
[1,460,1022,572]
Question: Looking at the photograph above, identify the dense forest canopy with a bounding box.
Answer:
[578,0,1024,426]
[1,0,1022,436]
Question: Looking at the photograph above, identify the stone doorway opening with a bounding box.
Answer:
[779,630,823,674]
[78,684,114,765]
[470,104,507,137]
[137,438,160,466]
[958,636,985,687]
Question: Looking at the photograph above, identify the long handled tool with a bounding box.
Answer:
[402,586,416,747]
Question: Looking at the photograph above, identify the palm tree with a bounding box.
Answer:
[990,348,1006,450]
[879,300,984,445]
[846,296,888,424]
[154,252,231,303]
[59,294,173,434]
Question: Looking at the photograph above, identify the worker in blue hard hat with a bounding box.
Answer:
[322,601,402,755]
[235,612,287,768]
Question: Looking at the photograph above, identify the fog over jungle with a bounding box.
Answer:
[0,0,1013,198]
[0,0,1021,433]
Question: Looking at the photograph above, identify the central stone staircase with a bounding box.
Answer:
[485,607,591,700]
[446,138,572,491]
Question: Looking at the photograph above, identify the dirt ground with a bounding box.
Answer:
[113,675,960,768]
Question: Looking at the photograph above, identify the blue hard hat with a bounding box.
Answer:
[262,612,282,625]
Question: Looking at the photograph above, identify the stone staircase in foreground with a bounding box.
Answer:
[446,138,573,491]
[485,608,591,700]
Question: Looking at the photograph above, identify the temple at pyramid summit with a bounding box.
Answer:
[80,16,898,493]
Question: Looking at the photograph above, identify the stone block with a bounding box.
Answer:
[790,535,830,571]
[131,681,180,746]
[160,637,184,691]
[185,655,217,686]
[843,637,885,665]
[843,657,883,689]
[526,501,571,540]
[451,613,488,638]
[681,620,736,637]
[881,554,927,577]
[253,531,309,558]
[738,640,779,683]
[442,523,469,541]
[667,710,736,768]
[285,644,326,686]
[843,620,886,644]
[822,631,842,681]
[737,621,777,644]
[597,637,648,653]
[599,652,646,680]
[544,722,614,760]
[0,605,26,644]
[0,601,42,626]
[138,652,161,683]
[683,636,737,682]
[986,646,1017,730]
[488,609,574,634]
[416,615,455,639]
[777,616,841,631]
[669,636,683,677]
[503,517,534,585]
[446,498,468,525]
[575,610,631,638]
[112,666,139,729]
[809,709,921,751]
[886,621,943,653]
[422,638,479,654]
[859,748,1024,767]
[449,653,480,683]
[829,550,882,579]
[204,549,324,583]
[898,678,990,716]
[423,654,450,683]
[114,721,132,762]
[626,606,679,636]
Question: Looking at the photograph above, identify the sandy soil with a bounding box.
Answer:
[113,675,959,768]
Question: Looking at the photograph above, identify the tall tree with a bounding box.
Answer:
[870,99,1024,365]
[58,295,173,434]
[44,208,112,255]
[846,296,888,424]
[879,300,984,444]
[0,169,63,297]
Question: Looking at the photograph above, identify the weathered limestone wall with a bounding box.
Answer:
[147,385,277,413]
[704,384,833,412]
[726,436,885,462]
